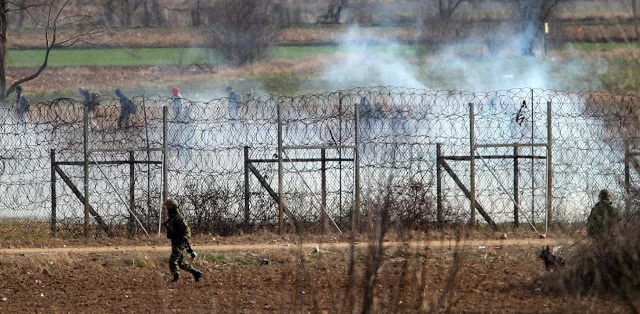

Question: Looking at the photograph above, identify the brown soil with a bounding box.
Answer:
[0,233,637,313]
[9,26,417,49]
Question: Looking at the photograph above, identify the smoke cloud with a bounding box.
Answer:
[316,22,602,93]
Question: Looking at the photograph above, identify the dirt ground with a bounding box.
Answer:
[0,232,637,313]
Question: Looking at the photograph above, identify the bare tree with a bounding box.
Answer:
[101,0,147,27]
[0,0,104,104]
[203,0,280,67]
[317,0,348,24]
[416,0,470,47]
[103,0,118,26]
[141,0,162,26]
[437,0,465,20]
[15,0,26,27]
[190,0,201,27]
[513,0,559,56]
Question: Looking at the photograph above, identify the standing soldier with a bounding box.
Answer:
[163,199,203,283]
[587,189,620,241]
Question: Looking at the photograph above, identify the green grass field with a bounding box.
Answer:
[9,42,638,68]
[9,41,640,98]
[8,45,430,67]
[9,48,214,67]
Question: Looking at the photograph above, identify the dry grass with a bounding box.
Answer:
[10,26,417,49]
[539,219,640,312]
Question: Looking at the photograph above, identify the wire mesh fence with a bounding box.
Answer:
[0,87,637,238]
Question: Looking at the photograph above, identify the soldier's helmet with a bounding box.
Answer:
[599,189,612,201]
[164,199,179,210]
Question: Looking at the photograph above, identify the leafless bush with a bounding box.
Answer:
[387,180,437,230]
[360,179,460,233]
[202,0,280,66]
[178,180,240,236]
[541,217,640,311]
[414,1,472,48]
[582,91,640,140]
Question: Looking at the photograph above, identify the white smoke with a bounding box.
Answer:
[316,20,604,93]
[319,25,426,90]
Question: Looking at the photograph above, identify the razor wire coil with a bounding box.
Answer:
[0,87,637,237]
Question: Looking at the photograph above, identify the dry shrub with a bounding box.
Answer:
[360,179,463,233]
[178,179,241,237]
[202,0,280,66]
[541,218,640,309]
[582,90,640,142]
[126,253,157,268]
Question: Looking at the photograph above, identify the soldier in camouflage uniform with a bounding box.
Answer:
[587,189,620,240]
[164,199,203,283]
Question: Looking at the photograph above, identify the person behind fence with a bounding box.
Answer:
[176,103,194,165]
[15,85,30,123]
[115,89,137,129]
[168,87,192,163]
[226,86,242,120]
[391,103,409,133]
[358,96,372,127]
[587,188,620,240]
[163,198,203,283]
[78,86,101,115]
[171,87,182,118]
[358,96,373,143]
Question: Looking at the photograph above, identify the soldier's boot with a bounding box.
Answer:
[190,269,203,282]
[170,274,180,283]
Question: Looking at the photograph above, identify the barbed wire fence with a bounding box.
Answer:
[0,87,637,238]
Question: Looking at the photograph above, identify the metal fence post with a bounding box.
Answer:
[354,99,361,234]
[128,151,136,238]
[625,139,631,218]
[83,105,89,237]
[160,105,168,234]
[321,148,327,233]
[277,100,284,234]
[546,101,553,228]
[514,145,520,228]
[436,143,442,229]
[244,146,250,229]
[50,149,57,237]
[469,103,476,228]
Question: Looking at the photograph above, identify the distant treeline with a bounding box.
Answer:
[8,0,638,29]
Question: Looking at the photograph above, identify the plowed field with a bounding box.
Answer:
[0,234,636,313]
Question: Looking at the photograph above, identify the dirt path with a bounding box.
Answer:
[0,237,570,255]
